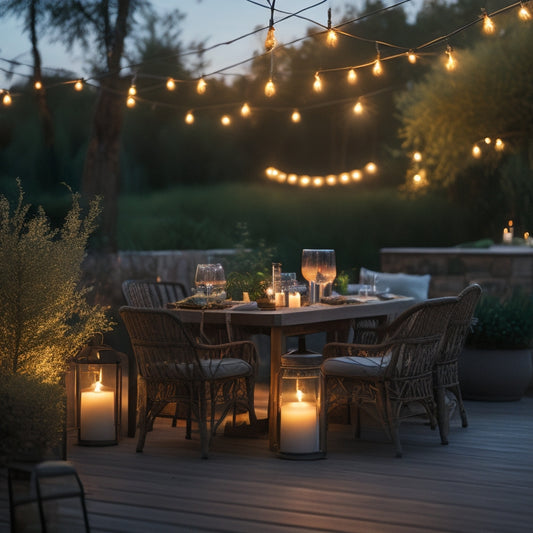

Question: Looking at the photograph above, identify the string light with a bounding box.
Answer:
[326,8,337,47]
[413,151,422,162]
[126,95,136,108]
[185,111,195,124]
[265,25,276,52]
[365,162,377,174]
[484,137,491,144]
[240,102,251,117]
[373,44,383,76]
[196,77,207,95]
[407,50,417,64]
[128,84,137,96]
[74,79,84,91]
[264,79,276,97]
[495,138,505,150]
[519,2,532,20]
[166,78,176,91]
[353,100,363,114]
[221,115,231,126]
[313,72,323,92]
[265,164,377,187]
[445,44,456,71]
[291,109,301,123]
[34,80,42,90]
[2,91,12,106]
[472,145,481,158]
[482,10,495,34]
[347,68,357,84]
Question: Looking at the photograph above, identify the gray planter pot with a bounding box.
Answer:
[459,347,533,401]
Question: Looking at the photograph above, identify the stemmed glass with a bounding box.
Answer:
[301,249,336,304]
[195,264,225,297]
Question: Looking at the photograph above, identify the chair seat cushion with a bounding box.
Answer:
[323,354,391,377]
[359,267,431,303]
[177,358,252,379]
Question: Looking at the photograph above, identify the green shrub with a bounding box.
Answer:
[0,374,65,465]
[466,291,533,349]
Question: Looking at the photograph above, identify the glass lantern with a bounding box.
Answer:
[277,339,326,460]
[76,343,121,446]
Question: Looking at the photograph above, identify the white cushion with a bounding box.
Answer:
[359,267,430,302]
[177,358,252,379]
[322,353,391,377]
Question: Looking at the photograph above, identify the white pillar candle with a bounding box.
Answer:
[275,292,285,307]
[503,228,512,243]
[80,382,115,441]
[288,292,301,308]
[280,400,319,453]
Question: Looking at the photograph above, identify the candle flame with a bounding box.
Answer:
[296,389,303,402]
[94,380,103,392]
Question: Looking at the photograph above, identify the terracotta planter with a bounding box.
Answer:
[459,347,533,401]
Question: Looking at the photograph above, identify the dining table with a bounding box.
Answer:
[174,295,414,449]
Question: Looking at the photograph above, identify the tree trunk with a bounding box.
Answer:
[81,0,131,253]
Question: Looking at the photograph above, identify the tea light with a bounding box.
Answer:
[275,292,285,307]
[288,292,301,308]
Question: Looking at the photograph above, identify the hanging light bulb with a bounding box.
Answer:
[326,175,337,185]
[339,173,350,184]
[413,173,422,184]
[407,50,417,64]
[264,79,276,97]
[484,137,492,145]
[413,151,422,162]
[300,176,311,187]
[445,45,456,71]
[185,111,194,124]
[2,92,12,106]
[326,9,337,47]
[128,84,137,96]
[313,72,322,92]
[482,11,495,34]
[74,79,84,91]
[373,54,383,76]
[197,77,207,95]
[347,68,357,84]
[221,115,231,126]
[495,138,505,151]
[351,170,362,181]
[472,145,481,158]
[265,25,276,52]
[353,101,363,114]
[126,95,136,108]
[34,80,43,90]
[365,162,377,174]
[291,110,301,123]
[519,2,532,20]
[166,78,176,91]
[240,102,251,117]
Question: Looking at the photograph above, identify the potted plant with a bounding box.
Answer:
[459,290,533,401]
[0,181,114,464]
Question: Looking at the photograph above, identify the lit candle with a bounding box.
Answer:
[275,292,285,307]
[280,392,319,454]
[80,381,115,441]
[242,292,250,302]
[503,228,512,244]
[288,292,301,308]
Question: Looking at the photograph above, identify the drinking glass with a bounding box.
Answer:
[301,249,336,304]
[194,264,215,296]
[211,263,226,297]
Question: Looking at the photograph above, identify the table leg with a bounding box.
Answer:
[268,327,285,451]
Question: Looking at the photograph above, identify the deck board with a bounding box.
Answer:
[2,385,533,532]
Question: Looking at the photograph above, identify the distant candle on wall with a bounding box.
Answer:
[288,292,301,308]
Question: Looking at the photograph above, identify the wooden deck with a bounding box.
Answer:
[2,385,533,532]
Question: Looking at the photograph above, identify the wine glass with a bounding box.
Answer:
[195,264,214,296]
[210,263,226,297]
[301,249,336,304]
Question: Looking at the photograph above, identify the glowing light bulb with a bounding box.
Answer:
[74,79,83,91]
[484,137,492,144]
[326,29,337,47]
[373,58,382,76]
[339,173,350,184]
[445,46,456,71]
[166,78,176,91]
[407,51,417,64]
[241,102,251,117]
[413,173,422,183]
[185,111,194,124]
[353,101,363,114]
[483,13,495,34]
[326,175,337,185]
[265,79,276,97]
[197,77,207,95]
[300,176,311,187]
[2,92,12,106]
[34,80,42,90]
[287,174,298,184]
[291,110,301,123]
[365,162,377,174]
[313,73,322,93]
[519,3,531,20]
[351,170,362,181]
[472,145,481,158]
[347,68,357,84]
[128,84,137,96]
[265,25,276,52]
[221,115,231,126]
[495,138,505,151]
[126,95,136,108]
[413,151,422,162]
[277,172,287,183]
[266,167,277,179]
[313,176,324,187]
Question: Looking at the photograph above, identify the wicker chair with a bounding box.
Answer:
[434,284,482,444]
[322,297,456,457]
[122,279,189,308]
[120,306,258,459]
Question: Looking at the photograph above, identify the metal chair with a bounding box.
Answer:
[322,297,456,457]
[434,283,482,444]
[120,306,258,459]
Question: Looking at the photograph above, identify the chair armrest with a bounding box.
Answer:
[323,341,393,360]
[195,340,259,368]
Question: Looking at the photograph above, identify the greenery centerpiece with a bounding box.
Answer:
[0,181,113,464]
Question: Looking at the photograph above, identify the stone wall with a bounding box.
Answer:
[380,246,533,298]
